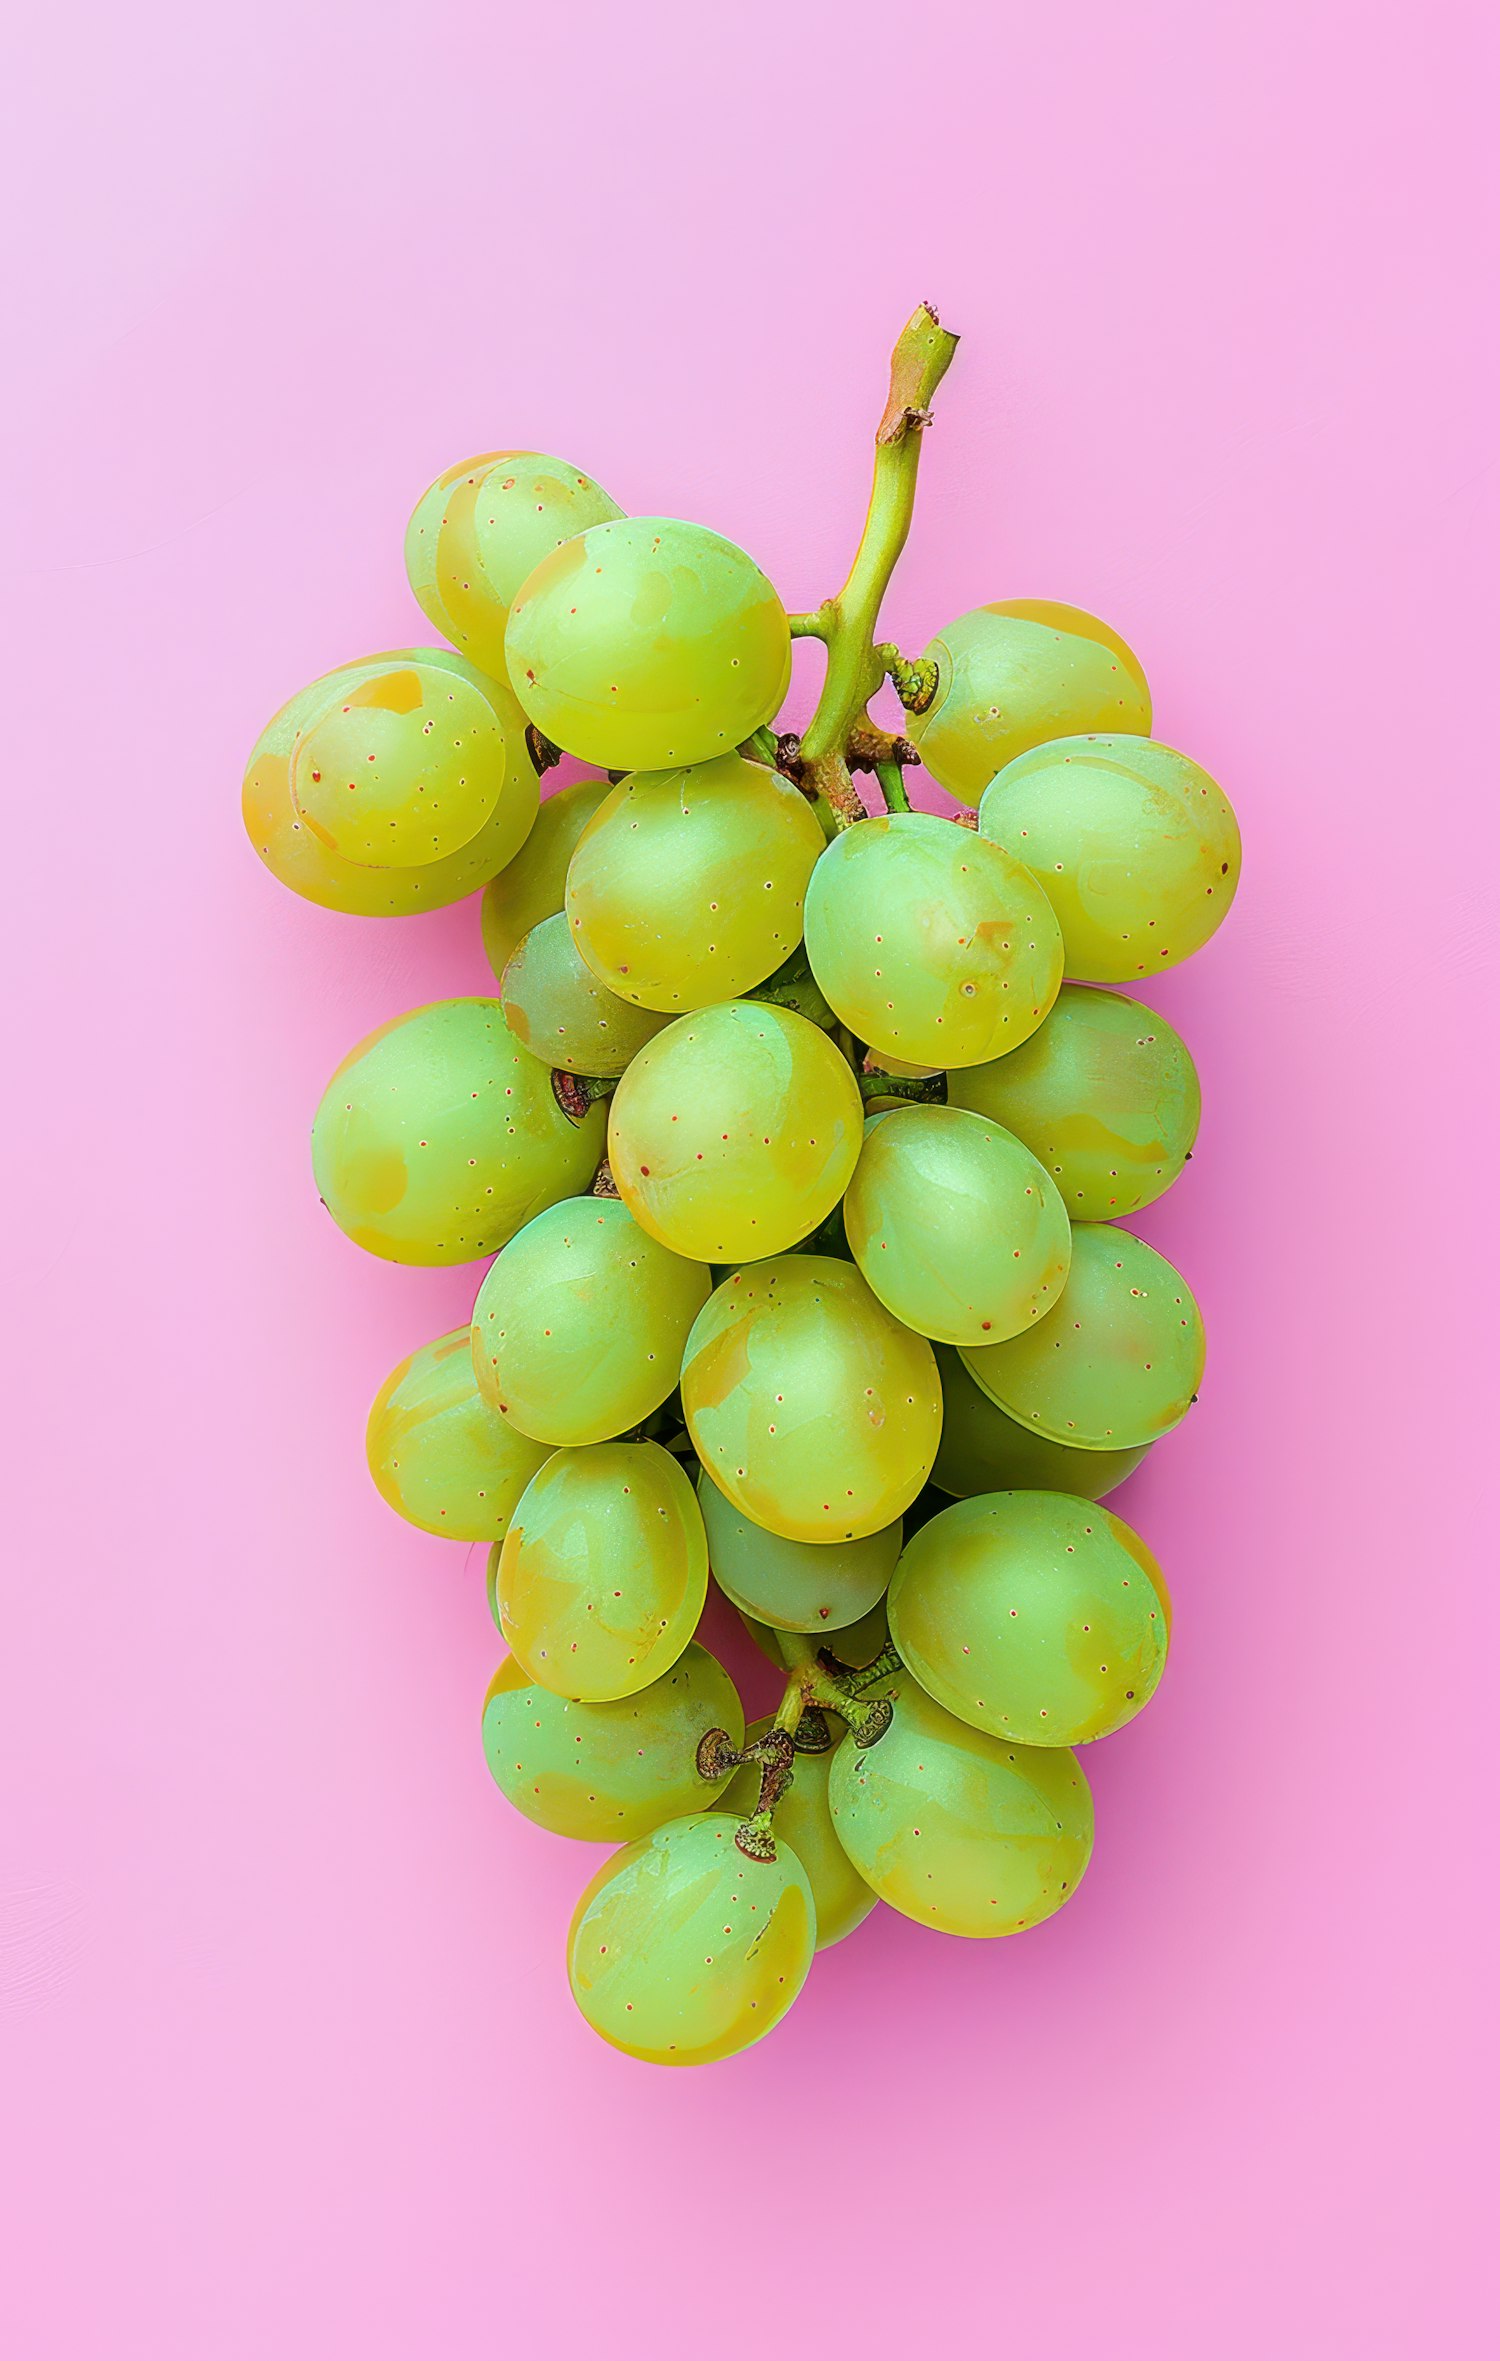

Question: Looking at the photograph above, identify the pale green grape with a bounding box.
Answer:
[608,1002,863,1262]
[567,1812,815,2065]
[289,656,506,867]
[959,1222,1205,1449]
[978,735,1241,981]
[697,1473,900,1633]
[843,1104,1072,1345]
[889,1491,1170,1747]
[827,1676,1093,1936]
[405,450,623,682]
[802,812,1063,1068]
[505,517,791,771]
[722,1720,877,1949]
[481,777,613,981]
[565,753,825,1012]
[736,1595,891,1674]
[932,1345,1149,1500]
[909,600,1151,802]
[311,998,603,1265]
[243,649,538,914]
[682,1257,941,1543]
[949,983,1200,1218]
[366,1326,549,1541]
[497,1440,707,1700]
[501,913,669,1075]
[482,1641,743,1840]
[470,1197,709,1445]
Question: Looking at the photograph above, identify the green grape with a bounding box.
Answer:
[827,1676,1093,1936]
[843,1104,1072,1345]
[722,1720,877,1949]
[949,983,1200,1218]
[481,776,613,981]
[288,656,507,867]
[567,1812,815,2065]
[959,1222,1205,1449]
[682,1257,941,1543]
[888,1491,1170,1748]
[311,998,603,1265]
[470,1197,709,1445]
[932,1345,1149,1500]
[497,1440,707,1701]
[978,735,1241,981]
[564,753,825,1013]
[406,450,623,682]
[697,1472,900,1633]
[482,1641,743,1841]
[802,811,1063,1069]
[909,600,1151,802]
[608,1002,863,1262]
[366,1325,550,1541]
[243,650,538,914]
[500,913,669,1076]
[505,517,791,771]
[736,1594,890,1673]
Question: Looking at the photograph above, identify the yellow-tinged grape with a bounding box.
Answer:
[949,982,1200,1218]
[978,735,1241,981]
[482,1642,743,1841]
[736,1595,891,1673]
[827,1676,1093,1936]
[311,998,603,1265]
[405,450,623,680]
[608,1003,863,1262]
[565,754,825,1012]
[366,1326,549,1541]
[289,658,506,867]
[802,811,1063,1069]
[697,1472,900,1634]
[843,1104,1072,1345]
[501,913,669,1076]
[932,1345,1149,1500]
[505,517,791,771]
[470,1197,709,1445]
[909,600,1151,801]
[889,1491,1170,1747]
[481,776,612,981]
[722,1721,877,1949]
[243,649,539,914]
[567,1812,814,2065]
[497,1440,707,1701]
[683,1257,941,1543]
[959,1222,1205,1449]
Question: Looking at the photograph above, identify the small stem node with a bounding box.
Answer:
[552,1070,614,1123]
[525,724,563,775]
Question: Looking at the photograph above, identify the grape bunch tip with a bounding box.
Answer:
[246,304,1241,2068]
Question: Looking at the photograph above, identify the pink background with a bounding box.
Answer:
[4,2,1493,2352]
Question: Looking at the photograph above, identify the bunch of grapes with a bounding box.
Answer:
[245,307,1240,2068]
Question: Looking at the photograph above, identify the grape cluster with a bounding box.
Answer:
[245,309,1240,2069]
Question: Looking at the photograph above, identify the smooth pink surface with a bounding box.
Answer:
[3,3,1493,2353]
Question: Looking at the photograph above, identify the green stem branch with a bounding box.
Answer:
[795,305,959,820]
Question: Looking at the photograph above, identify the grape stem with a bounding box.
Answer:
[552,1070,615,1123]
[525,723,564,775]
[857,1068,944,1104]
[699,1637,900,1860]
[794,303,960,829]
